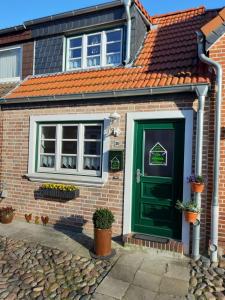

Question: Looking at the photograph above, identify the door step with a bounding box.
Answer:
[123,234,183,254]
[133,234,169,244]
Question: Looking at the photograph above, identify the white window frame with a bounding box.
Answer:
[27,114,110,187]
[65,28,123,71]
[37,123,103,176]
[0,45,22,83]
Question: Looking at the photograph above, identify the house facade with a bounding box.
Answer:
[0,0,224,259]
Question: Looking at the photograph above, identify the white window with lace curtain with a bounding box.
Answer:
[66,28,122,70]
[0,46,22,82]
[38,123,103,177]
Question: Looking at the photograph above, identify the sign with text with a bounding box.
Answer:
[149,143,167,166]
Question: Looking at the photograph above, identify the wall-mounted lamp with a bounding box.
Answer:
[109,112,121,137]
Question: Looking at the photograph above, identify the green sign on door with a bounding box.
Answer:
[149,142,167,166]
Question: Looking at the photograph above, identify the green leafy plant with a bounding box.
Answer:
[40,183,79,192]
[0,207,15,217]
[93,208,115,229]
[176,200,201,213]
[187,175,204,184]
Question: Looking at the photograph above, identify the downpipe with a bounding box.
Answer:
[196,31,223,262]
[123,0,132,64]
[192,93,205,260]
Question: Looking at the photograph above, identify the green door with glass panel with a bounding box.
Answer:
[132,120,185,239]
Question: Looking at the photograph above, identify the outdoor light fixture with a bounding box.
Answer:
[109,112,121,137]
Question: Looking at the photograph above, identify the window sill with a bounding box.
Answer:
[26,173,108,187]
[0,77,21,83]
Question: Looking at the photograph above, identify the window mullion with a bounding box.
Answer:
[56,124,61,172]
[83,35,87,69]
[102,31,106,67]
[77,124,84,173]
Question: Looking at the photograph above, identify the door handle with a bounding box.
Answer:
[136,169,143,184]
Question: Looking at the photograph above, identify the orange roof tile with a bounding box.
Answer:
[5,6,218,100]
[201,7,225,36]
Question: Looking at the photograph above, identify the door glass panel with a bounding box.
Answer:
[144,129,175,177]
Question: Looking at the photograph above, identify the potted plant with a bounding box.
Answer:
[40,183,80,200]
[187,175,205,193]
[92,208,115,257]
[176,200,201,224]
[0,207,15,224]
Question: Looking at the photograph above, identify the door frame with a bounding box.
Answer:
[123,110,193,255]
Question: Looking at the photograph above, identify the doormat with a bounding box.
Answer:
[133,234,169,244]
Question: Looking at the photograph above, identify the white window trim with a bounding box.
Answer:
[123,110,193,255]
[0,45,22,83]
[65,28,123,71]
[27,113,110,187]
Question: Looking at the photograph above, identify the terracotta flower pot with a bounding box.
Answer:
[94,228,112,257]
[1,213,14,224]
[184,211,198,224]
[191,182,205,193]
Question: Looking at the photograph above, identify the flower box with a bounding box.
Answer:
[41,188,79,200]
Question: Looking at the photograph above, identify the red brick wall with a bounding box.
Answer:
[208,34,225,249]
[0,93,211,246]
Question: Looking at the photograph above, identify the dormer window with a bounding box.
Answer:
[0,46,22,82]
[66,28,122,70]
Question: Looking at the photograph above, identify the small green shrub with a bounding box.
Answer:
[93,208,115,229]
[176,200,201,213]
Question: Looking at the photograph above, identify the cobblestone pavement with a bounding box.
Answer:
[0,236,113,300]
[188,256,225,300]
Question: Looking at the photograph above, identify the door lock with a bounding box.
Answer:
[136,169,143,183]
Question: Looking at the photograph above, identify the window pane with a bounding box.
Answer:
[61,156,77,169]
[0,48,21,79]
[107,53,121,65]
[70,38,82,48]
[87,57,100,67]
[40,155,55,168]
[70,49,81,59]
[83,157,100,171]
[107,30,122,42]
[85,126,101,139]
[88,34,101,45]
[69,59,81,69]
[84,141,101,155]
[62,141,77,154]
[41,126,56,139]
[41,141,55,154]
[62,126,78,139]
[87,45,100,56]
[107,42,121,54]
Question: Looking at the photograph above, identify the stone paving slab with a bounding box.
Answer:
[133,270,162,292]
[92,292,117,299]
[159,276,189,296]
[95,276,129,299]
[109,262,138,283]
[123,284,157,300]
[139,258,168,276]
[166,262,190,281]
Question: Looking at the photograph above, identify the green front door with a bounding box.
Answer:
[132,120,185,239]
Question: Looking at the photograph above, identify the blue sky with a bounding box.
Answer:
[0,0,224,29]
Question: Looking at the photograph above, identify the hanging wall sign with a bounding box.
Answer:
[149,143,167,166]
[109,150,124,171]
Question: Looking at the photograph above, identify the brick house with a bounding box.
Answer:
[0,0,224,259]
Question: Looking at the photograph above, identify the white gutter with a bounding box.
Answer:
[123,0,132,64]
[0,83,208,105]
[197,31,223,262]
